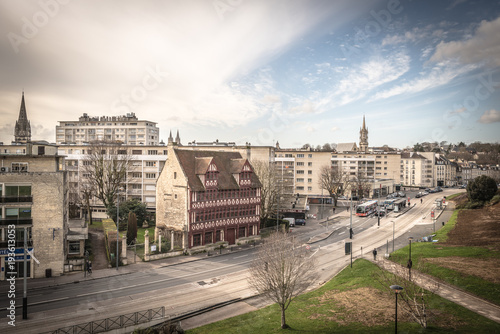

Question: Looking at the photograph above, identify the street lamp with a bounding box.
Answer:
[391,221,395,252]
[390,285,404,333]
[116,186,124,270]
[408,236,414,281]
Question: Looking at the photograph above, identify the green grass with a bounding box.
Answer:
[136,227,155,244]
[186,260,500,334]
[445,192,464,201]
[88,220,104,230]
[390,209,500,305]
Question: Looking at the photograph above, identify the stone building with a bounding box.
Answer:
[156,144,261,250]
[0,142,69,280]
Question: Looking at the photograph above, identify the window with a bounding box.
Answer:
[131,184,142,189]
[296,162,304,166]
[132,172,142,178]
[12,162,28,172]
[297,154,304,158]
[174,172,177,179]
[308,178,312,183]
[146,161,156,167]
[296,178,304,182]
[205,232,213,244]
[145,185,156,191]
[308,154,312,158]
[68,241,80,255]
[308,162,312,166]
[132,150,142,155]
[147,150,158,155]
[5,185,31,196]
[296,186,304,190]
[308,186,312,191]
[296,170,304,174]
[308,170,312,174]
[238,227,246,238]
[145,173,156,179]
[193,234,201,247]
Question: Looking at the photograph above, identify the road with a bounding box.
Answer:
[0,188,461,333]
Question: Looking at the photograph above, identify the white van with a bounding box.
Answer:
[283,217,295,227]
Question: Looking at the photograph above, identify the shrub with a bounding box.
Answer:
[489,194,500,206]
[467,175,498,202]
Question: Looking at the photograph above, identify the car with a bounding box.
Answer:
[338,195,348,200]
[295,218,306,226]
[415,192,423,198]
[398,191,406,197]
[283,217,295,227]
[423,191,429,195]
[429,189,437,193]
[349,196,359,200]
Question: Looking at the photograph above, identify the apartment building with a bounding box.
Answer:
[0,142,69,280]
[58,143,168,214]
[56,112,160,146]
[400,152,434,188]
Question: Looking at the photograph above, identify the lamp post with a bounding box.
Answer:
[116,186,123,270]
[349,193,353,239]
[390,285,404,333]
[408,236,414,281]
[392,221,395,252]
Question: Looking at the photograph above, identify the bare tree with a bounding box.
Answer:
[249,232,317,329]
[318,165,347,206]
[373,258,439,328]
[349,173,372,199]
[81,141,133,210]
[252,160,279,224]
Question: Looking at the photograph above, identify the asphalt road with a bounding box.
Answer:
[0,188,462,332]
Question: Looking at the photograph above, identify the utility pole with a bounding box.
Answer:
[23,227,28,319]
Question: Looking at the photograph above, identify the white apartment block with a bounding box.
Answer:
[56,113,160,146]
[58,144,168,215]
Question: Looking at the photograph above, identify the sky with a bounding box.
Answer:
[1,0,499,149]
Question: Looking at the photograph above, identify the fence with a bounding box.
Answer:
[40,306,165,334]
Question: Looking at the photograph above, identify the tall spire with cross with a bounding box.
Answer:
[359,115,368,153]
[14,91,31,143]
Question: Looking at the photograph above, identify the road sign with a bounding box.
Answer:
[345,242,352,255]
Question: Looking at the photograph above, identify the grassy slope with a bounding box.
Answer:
[187,259,500,333]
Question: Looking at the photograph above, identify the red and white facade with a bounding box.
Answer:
[156,145,261,249]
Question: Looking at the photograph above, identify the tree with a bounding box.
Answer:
[81,141,133,210]
[322,143,333,151]
[318,165,347,206]
[373,257,439,329]
[413,143,424,152]
[127,212,138,245]
[349,173,372,199]
[252,160,279,225]
[107,198,148,230]
[467,175,498,202]
[249,232,317,329]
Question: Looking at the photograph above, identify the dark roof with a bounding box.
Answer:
[174,149,261,191]
[401,152,426,159]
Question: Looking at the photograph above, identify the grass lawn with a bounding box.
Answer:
[88,220,104,230]
[390,209,500,305]
[187,259,500,333]
[445,192,464,201]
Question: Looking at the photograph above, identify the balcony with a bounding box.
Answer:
[0,218,33,226]
[0,196,33,203]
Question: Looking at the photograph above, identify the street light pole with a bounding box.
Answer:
[390,285,404,333]
[408,236,414,281]
[392,221,395,252]
[116,190,120,270]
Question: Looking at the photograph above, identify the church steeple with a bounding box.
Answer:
[167,130,174,145]
[359,115,368,153]
[175,130,181,145]
[14,92,31,143]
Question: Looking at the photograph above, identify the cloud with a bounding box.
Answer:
[430,16,500,67]
[290,100,316,114]
[370,61,478,101]
[478,109,500,123]
[329,52,410,106]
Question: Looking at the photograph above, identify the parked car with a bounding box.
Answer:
[295,218,306,226]
[415,192,424,198]
[283,217,295,227]
[398,191,406,197]
[338,195,348,200]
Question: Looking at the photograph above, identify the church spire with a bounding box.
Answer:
[167,130,174,145]
[175,130,181,145]
[359,115,368,153]
[14,91,31,143]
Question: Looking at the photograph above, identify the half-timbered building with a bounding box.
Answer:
[156,144,261,250]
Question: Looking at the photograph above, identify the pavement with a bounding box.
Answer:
[3,198,500,331]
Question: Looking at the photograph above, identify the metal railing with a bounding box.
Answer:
[40,306,165,334]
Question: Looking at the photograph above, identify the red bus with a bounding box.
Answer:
[356,200,378,216]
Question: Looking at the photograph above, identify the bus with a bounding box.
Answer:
[383,199,396,210]
[393,198,407,212]
[356,200,378,216]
